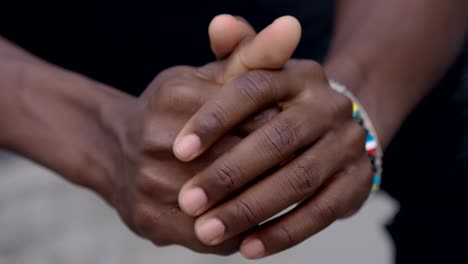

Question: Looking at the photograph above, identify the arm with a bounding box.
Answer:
[171,1,468,259]
[0,37,131,200]
[0,36,242,253]
[324,0,468,148]
[0,24,281,254]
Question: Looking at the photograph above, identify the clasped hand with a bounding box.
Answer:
[105,15,373,259]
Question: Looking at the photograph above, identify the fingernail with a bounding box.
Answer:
[196,218,225,245]
[174,134,201,161]
[241,238,265,259]
[179,187,207,216]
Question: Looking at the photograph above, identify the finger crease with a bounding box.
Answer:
[279,222,296,246]
[238,200,257,226]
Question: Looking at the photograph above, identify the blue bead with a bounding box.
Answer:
[373,174,381,185]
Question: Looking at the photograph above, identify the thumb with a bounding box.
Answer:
[209,15,302,82]
[221,16,302,82]
[209,14,256,60]
[207,15,302,135]
[172,16,302,162]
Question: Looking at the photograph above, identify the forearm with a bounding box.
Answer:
[0,37,133,200]
[324,0,468,149]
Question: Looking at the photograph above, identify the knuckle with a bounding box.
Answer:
[304,60,323,73]
[313,199,339,223]
[298,60,326,83]
[346,123,367,159]
[151,66,195,88]
[158,82,200,112]
[132,204,157,236]
[278,222,298,246]
[262,119,298,156]
[141,123,172,152]
[213,161,244,191]
[132,204,174,247]
[234,199,260,226]
[235,71,276,105]
[169,85,199,108]
[195,101,228,136]
[287,162,321,195]
[136,167,177,198]
[137,168,158,193]
[330,92,353,122]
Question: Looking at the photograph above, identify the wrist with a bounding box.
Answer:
[324,55,401,150]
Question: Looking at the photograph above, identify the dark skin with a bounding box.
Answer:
[0,17,298,255]
[1,0,467,260]
[175,0,468,259]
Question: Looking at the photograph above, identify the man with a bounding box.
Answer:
[1,0,467,263]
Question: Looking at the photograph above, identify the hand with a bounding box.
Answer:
[105,65,245,254]
[175,53,374,258]
[102,15,301,254]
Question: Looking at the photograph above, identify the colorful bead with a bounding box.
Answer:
[331,79,384,193]
[353,102,381,192]
[351,102,382,192]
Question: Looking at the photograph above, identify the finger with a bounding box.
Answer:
[173,60,324,162]
[221,15,302,82]
[149,62,274,135]
[192,121,365,245]
[177,96,337,216]
[207,15,298,135]
[209,14,256,60]
[190,135,242,172]
[137,111,242,205]
[139,204,243,255]
[138,135,243,204]
[168,211,243,255]
[209,15,301,82]
[149,68,222,115]
[175,214,244,255]
[173,18,303,161]
[235,107,281,136]
[239,156,373,259]
[150,72,276,139]
[173,67,303,162]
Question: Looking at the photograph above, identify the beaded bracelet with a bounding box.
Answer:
[329,80,383,192]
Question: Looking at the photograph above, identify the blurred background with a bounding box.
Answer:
[0,150,398,264]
